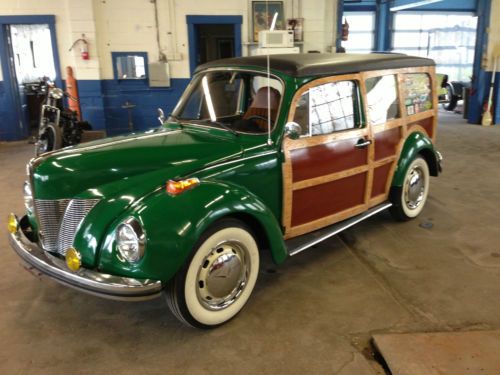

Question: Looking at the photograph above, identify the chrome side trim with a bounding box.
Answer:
[286,202,393,257]
[9,219,162,301]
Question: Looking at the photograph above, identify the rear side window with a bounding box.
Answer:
[403,73,432,115]
[293,80,363,137]
[365,75,400,125]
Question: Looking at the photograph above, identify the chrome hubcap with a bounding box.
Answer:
[404,166,425,209]
[196,240,249,310]
[37,139,48,154]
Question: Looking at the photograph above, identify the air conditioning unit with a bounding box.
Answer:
[258,30,294,48]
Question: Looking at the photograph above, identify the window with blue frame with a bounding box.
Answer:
[341,11,376,53]
[392,12,477,81]
[112,52,148,80]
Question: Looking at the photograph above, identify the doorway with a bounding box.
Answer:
[195,24,235,65]
[0,15,61,141]
[186,16,242,75]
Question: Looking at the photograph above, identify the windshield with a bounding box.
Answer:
[172,70,283,134]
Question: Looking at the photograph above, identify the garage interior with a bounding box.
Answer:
[1,0,500,374]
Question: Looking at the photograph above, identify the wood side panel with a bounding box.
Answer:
[371,163,393,198]
[291,139,367,182]
[409,116,434,139]
[374,127,401,161]
[359,76,375,206]
[293,165,369,191]
[291,173,366,227]
[282,66,437,239]
[286,204,367,239]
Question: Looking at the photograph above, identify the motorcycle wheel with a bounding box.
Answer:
[36,123,62,156]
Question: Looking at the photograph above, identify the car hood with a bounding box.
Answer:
[31,127,243,201]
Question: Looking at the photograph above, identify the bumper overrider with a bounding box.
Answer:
[8,214,162,301]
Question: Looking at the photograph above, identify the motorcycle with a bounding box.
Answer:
[29,78,91,156]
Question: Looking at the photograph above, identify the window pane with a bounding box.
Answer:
[365,75,400,125]
[116,55,147,79]
[392,12,477,81]
[341,11,375,52]
[403,73,433,115]
[293,81,360,136]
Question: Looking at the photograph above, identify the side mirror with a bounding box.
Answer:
[157,108,165,125]
[284,122,302,140]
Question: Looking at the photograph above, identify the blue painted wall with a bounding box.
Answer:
[77,78,190,136]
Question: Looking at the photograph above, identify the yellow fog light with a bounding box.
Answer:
[7,213,19,234]
[65,248,82,272]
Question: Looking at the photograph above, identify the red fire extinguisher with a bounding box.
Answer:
[69,36,89,60]
[341,18,349,41]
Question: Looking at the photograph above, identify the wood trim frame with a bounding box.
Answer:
[282,66,437,239]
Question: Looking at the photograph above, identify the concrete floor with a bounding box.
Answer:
[1,111,500,374]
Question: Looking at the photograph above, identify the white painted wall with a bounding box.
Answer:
[0,0,338,81]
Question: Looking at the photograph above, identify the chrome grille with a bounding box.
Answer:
[34,198,99,255]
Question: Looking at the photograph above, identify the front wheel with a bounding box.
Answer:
[36,123,61,156]
[165,219,260,328]
[389,157,430,221]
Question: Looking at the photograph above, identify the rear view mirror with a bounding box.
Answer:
[157,108,165,125]
[284,122,302,140]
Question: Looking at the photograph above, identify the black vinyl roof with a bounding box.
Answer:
[195,53,435,77]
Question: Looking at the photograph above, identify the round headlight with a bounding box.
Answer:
[116,218,145,262]
[23,181,34,213]
[50,87,64,100]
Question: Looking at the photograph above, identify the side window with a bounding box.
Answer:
[293,80,362,137]
[365,75,400,125]
[403,73,432,115]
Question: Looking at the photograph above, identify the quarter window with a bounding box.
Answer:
[293,80,362,137]
[403,73,432,115]
[365,75,400,125]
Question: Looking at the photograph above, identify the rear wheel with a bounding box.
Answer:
[165,218,260,328]
[442,84,458,111]
[390,157,430,221]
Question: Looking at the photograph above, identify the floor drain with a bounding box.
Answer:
[419,221,434,229]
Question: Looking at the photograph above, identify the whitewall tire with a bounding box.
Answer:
[165,219,260,328]
[390,157,430,221]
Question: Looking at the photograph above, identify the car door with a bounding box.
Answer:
[282,74,373,238]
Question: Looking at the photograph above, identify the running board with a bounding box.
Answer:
[285,202,392,257]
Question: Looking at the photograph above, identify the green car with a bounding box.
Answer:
[8,53,442,328]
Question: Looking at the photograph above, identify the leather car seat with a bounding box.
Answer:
[243,87,281,131]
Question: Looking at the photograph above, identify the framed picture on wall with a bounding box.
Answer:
[287,18,304,42]
[252,1,285,42]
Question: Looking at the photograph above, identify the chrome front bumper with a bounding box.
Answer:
[9,216,162,301]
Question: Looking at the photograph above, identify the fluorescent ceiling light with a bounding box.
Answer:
[390,0,443,12]
[202,76,217,122]
[270,12,278,31]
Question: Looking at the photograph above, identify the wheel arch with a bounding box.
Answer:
[190,185,287,265]
[392,131,439,187]
[108,180,288,281]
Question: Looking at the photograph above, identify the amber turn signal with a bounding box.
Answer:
[166,178,200,196]
[7,213,19,234]
[65,247,82,272]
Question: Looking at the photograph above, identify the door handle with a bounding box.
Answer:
[355,139,372,149]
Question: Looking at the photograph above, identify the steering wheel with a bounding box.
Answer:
[245,115,274,127]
